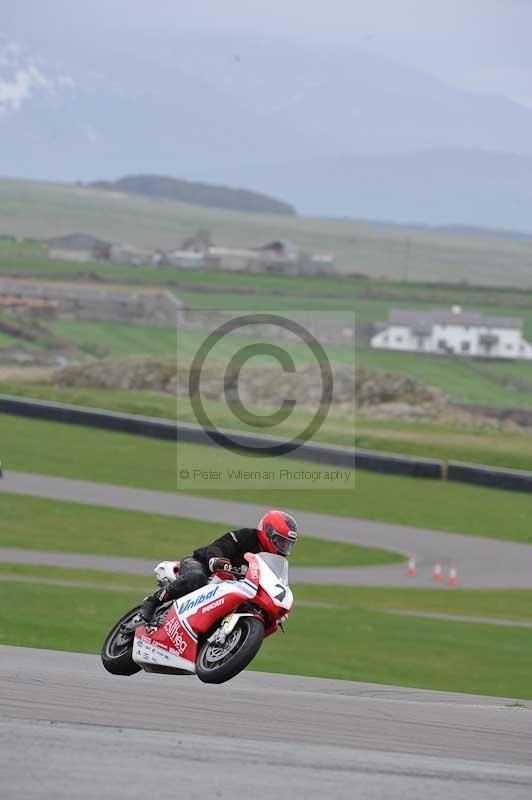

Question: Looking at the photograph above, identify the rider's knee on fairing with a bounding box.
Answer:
[165,557,208,600]
[140,556,208,622]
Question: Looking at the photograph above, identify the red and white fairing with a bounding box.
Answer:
[132,552,293,674]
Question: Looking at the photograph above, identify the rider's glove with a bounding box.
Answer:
[209,557,232,573]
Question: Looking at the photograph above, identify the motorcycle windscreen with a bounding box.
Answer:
[256,552,289,583]
[255,552,293,610]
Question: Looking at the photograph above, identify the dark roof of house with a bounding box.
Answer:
[48,233,111,250]
[258,239,300,256]
[384,308,523,331]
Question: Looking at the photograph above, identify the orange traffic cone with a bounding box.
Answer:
[407,556,416,577]
[432,561,442,583]
[448,564,457,586]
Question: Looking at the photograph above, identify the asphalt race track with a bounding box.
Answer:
[1,646,531,800]
[3,470,532,588]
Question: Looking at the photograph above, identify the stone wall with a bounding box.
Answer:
[0,278,182,327]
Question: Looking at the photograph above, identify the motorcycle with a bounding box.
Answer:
[101,551,293,684]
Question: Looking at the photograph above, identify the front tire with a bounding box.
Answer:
[101,606,142,676]
[196,617,264,684]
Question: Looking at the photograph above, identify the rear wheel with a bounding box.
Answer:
[196,617,264,684]
[101,606,142,676]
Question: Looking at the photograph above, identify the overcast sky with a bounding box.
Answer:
[4,0,532,105]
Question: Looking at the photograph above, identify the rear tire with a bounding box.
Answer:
[196,617,264,684]
[101,606,142,676]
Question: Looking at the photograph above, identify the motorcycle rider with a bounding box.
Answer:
[140,510,299,624]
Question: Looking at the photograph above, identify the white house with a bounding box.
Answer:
[371,306,532,360]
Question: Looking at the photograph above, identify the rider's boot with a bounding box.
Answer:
[140,587,169,624]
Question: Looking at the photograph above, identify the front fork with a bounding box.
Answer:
[207,611,261,645]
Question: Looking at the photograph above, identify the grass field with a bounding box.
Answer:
[50,320,177,357]
[2,414,532,543]
[0,493,401,568]
[4,234,532,305]
[0,382,179,419]
[5,314,532,411]
[295,584,532,621]
[4,380,532,471]
[0,330,16,347]
[358,348,532,407]
[175,330,532,410]
[0,562,154,589]
[3,561,532,622]
[177,290,532,342]
[6,248,532,325]
[354,417,532,471]
[2,578,531,698]
[5,246,532,338]
[2,177,532,287]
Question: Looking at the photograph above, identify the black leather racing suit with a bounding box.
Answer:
[164,527,263,600]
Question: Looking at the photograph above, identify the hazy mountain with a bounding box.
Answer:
[0,33,330,182]
[172,35,532,158]
[1,30,532,230]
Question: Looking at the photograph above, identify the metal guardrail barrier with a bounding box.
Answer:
[1,393,530,492]
[447,461,532,493]
[0,393,176,440]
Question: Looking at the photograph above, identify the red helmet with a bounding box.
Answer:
[257,510,299,556]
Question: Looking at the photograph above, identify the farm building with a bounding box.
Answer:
[371,307,532,360]
[136,231,337,274]
[158,228,212,268]
[252,239,300,274]
[256,240,334,274]
[206,246,259,272]
[109,243,152,267]
[48,233,111,263]
[161,250,209,269]
[205,240,335,274]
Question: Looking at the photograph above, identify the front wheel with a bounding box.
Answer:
[101,606,142,676]
[196,617,264,684]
